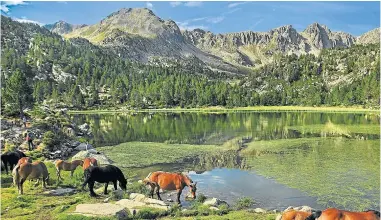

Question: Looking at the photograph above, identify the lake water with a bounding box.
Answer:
[71,111,380,210]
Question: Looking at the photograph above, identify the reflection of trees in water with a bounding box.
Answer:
[71,112,378,147]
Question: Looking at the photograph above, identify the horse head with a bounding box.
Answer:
[119,178,127,191]
[189,182,197,199]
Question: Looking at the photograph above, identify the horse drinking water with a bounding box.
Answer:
[143,171,197,204]
[82,165,127,197]
[55,159,83,180]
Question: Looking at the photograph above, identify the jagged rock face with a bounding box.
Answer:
[44,21,86,35]
[357,28,380,44]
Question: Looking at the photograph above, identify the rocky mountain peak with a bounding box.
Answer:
[357,27,380,45]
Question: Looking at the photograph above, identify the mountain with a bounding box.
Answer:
[357,28,380,45]
[61,8,240,74]
[48,8,378,70]
[44,21,87,35]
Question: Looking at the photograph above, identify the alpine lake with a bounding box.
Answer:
[70,111,380,211]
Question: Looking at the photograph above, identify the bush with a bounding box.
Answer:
[196,193,207,203]
[4,142,17,152]
[234,197,254,210]
[42,131,59,150]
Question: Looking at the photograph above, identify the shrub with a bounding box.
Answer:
[234,197,254,210]
[42,131,59,150]
[4,142,17,152]
[195,193,207,203]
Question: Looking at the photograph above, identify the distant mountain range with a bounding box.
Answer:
[43,8,380,73]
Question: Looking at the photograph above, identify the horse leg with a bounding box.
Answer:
[70,170,74,178]
[113,180,117,191]
[42,177,47,189]
[34,179,40,187]
[176,189,182,204]
[19,178,26,195]
[150,184,155,199]
[56,168,62,181]
[89,181,97,197]
[104,182,109,195]
[4,162,8,175]
[156,186,162,201]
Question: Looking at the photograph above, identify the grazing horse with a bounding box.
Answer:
[55,159,83,180]
[143,171,197,204]
[1,150,26,175]
[83,158,98,170]
[13,161,49,194]
[82,165,127,197]
[305,208,380,220]
[278,210,311,220]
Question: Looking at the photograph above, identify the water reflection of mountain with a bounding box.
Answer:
[71,112,379,147]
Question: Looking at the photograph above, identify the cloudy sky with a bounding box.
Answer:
[1,1,380,36]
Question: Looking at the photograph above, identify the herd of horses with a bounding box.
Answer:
[1,150,380,220]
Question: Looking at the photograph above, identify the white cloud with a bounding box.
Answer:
[250,18,264,30]
[227,2,248,8]
[170,1,182,7]
[146,2,153,9]
[207,16,224,24]
[1,0,27,13]
[184,1,202,7]
[14,17,43,26]
[176,21,208,31]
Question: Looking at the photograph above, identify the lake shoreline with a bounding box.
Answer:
[68,105,380,114]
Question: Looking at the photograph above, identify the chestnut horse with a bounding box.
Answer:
[143,171,197,204]
[306,208,380,220]
[83,158,98,170]
[55,159,83,180]
[17,157,32,166]
[279,210,311,220]
[13,161,49,194]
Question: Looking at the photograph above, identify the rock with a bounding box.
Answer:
[73,203,128,219]
[43,188,76,196]
[72,151,112,165]
[272,209,280,213]
[137,180,143,184]
[115,199,146,214]
[78,123,90,131]
[203,198,227,207]
[75,143,94,151]
[104,197,110,203]
[253,208,267,213]
[209,207,219,211]
[63,127,76,137]
[128,193,169,210]
[70,141,81,148]
[166,199,173,202]
[112,189,125,200]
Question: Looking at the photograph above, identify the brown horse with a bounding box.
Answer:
[83,158,98,170]
[143,171,197,204]
[279,210,311,220]
[13,161,49,194]
[55,159,83,180]
[306,208,380,220]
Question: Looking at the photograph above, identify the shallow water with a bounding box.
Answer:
[72,112,380,210]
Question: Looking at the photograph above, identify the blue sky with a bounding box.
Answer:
[1,1,380,36]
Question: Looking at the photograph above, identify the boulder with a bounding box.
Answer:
[75,143,94,151]
[253,208,267,213]
[72,203,128,219]
[276,214,282,220]
[72,150,112,165]
[69,141,81,148]
[128,193,169,210]
[209,207,219,211]
[43,188,76,196]
[203,198,228,207]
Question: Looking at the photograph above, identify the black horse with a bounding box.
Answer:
[1,150,26,175]
[82,165,127,197]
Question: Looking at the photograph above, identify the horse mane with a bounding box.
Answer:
[364,210,380,217]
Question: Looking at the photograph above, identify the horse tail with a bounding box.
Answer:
[13,164,21,187]
[305,210,322,220]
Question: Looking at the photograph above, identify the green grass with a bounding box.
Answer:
[98,142,221,169]
[241,137,380,210]
[162,210,277,220]
[68,106,380,115]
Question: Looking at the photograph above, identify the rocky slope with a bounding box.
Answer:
[44,21,87,35]
[357,27,380,45]
[63,8,240,74]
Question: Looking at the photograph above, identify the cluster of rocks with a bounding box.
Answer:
[72,193,170,219]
